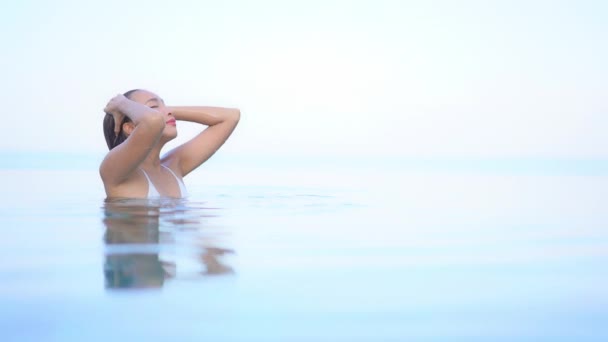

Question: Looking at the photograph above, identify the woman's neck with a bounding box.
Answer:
[139,142,165,170]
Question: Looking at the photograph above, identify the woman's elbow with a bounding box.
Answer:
[231,108,241,122]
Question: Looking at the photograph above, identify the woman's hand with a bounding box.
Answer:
[104,94,129,135]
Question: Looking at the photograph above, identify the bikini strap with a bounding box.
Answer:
[162,165,182,180]
[162,165,188,197]
[140,168,152,181]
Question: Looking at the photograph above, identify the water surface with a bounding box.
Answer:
[1,155,607,341]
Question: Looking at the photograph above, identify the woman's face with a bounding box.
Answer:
[128,89,177,140]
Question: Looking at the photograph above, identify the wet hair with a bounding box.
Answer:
[103,89,141,150]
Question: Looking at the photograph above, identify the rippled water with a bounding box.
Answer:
[1,156,607,341]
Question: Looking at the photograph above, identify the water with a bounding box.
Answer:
[1,154,607,341]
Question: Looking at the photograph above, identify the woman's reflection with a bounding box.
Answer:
[102,199,233,290]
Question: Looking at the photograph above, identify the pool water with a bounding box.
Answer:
[1,156,607,341]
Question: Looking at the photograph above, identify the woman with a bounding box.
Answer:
[100,89,240,199]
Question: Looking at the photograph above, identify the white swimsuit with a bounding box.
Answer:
[140,165,188,198]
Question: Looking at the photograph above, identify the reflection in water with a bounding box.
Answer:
[102,198,234,290]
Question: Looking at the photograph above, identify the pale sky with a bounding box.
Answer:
[0,0,606,158]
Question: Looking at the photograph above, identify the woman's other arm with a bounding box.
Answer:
[162,106,240,176]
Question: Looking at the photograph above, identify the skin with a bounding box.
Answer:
[100,89,240,199]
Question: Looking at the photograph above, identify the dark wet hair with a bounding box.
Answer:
[103,89,141,150]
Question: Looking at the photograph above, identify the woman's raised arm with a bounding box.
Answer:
[162,106,240,176]
[99,94,166,185]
